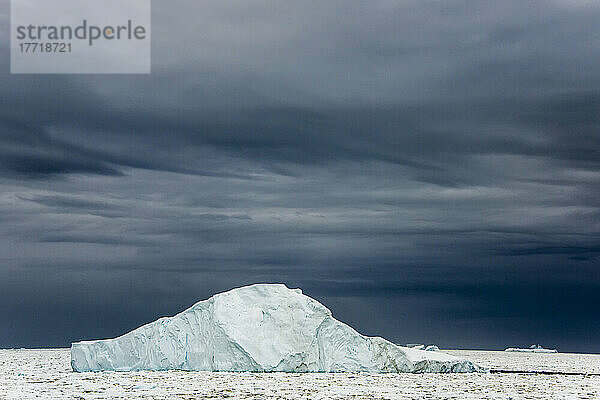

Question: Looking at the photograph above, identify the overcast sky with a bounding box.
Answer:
[1,0,600,351]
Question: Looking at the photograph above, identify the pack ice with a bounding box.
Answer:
[71,284,485,373]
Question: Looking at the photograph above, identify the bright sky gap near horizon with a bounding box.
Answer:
[1,0,599,352]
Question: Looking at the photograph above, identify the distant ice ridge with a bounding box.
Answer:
[403,344,440,351]
[404,343,426,350]
[71,284,486,373]
[505,344,558,353]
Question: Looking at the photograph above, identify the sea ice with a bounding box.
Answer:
[71,284,485,373]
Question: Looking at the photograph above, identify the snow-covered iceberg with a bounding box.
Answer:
[401,344,439,351]
[505,344,558,353]
[71,284,485,373]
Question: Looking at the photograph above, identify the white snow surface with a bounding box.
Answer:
[71,284,485,373]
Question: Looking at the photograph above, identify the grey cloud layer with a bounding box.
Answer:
[1,0,599,350]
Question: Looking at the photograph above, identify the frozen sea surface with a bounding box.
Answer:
[1,349,599,399]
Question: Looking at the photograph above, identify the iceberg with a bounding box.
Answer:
[401,344,439,351]
[404,344,426,350]
[504,344,558,353]
[71,284,485,373]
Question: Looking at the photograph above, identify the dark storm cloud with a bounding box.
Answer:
[2,1,600,177]
[0,118,123,177]
[1,0,600,351]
